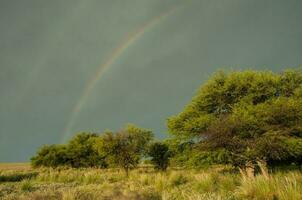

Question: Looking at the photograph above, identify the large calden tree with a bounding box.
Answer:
[168,69,302,177]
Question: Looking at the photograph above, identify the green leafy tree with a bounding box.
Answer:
[95,124,153,175]
[31,144,68,168]
[168,69,302,176]
[67,132,102,168]
[148,142,171,171]
[165,138,230,168]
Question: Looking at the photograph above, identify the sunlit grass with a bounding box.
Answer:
[0,166,301,200]
[0,163,31,171]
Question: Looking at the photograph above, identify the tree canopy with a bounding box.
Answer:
[148,142,171,171]
[94,124,153,175]
[66,132,101,168]
[31,124,154,172]
[31,144,68,168]
[167,70,302,169]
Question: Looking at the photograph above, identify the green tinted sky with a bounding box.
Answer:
[1,0,302,161]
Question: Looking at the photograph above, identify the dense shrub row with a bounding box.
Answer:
[31,124,171,173]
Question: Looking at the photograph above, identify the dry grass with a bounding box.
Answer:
[0,163,31,171]
[0,165,301,200]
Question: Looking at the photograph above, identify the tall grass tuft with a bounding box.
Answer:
[20,180,34,192]
[236,172,302,200]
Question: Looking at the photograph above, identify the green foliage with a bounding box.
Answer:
[95,124,154,175]
[148,142,171,171]
[186,150,231,168]
[20,180,34,192]
[168,69,302,168]
[164,138,194,167]
[31,132,102,168]
[125,124,154,155]
[31,145,69,168]
[31,125,153,170]
[30,69,302,171]
[66,132,102,168]
[164,137,231,168]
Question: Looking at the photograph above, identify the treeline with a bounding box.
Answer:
[31,124,171,174]
[32,69,302,177]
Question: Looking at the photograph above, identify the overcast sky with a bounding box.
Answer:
[1,0,302,162]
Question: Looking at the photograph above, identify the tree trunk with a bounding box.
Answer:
[246,161,255,179]
[257,159,269,180]
[125,167,129,177]
[238,167,247,181]
[239,162,255,180]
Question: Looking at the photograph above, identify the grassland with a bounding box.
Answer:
[0,164,302,200]
[0,163,31,171]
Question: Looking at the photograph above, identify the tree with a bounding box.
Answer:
[31,144,68,168]
[67,132,102,168]
[148,142,171,171]
[95,124,153,175]
[168,69,302,177]
[163,137,194,167]
[164,137,231,168]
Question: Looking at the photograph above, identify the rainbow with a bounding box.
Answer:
[61,4,184,142]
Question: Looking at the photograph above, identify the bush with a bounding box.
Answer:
[148,142,171,171]
[31,145,69,168]
[94,124,154,175]
[31,133,105,168]
[66,133,102,168]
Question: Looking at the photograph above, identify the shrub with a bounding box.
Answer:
[31,145,69,168]
[66,133,103,168]
[148,142,171,171]
[95,124,154,175]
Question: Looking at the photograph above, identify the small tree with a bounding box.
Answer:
[96,124,153,176]
[148,142,171,171]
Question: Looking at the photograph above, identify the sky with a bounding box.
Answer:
[1,0,302,162]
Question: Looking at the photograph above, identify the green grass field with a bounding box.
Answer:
[0,164,302,200]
